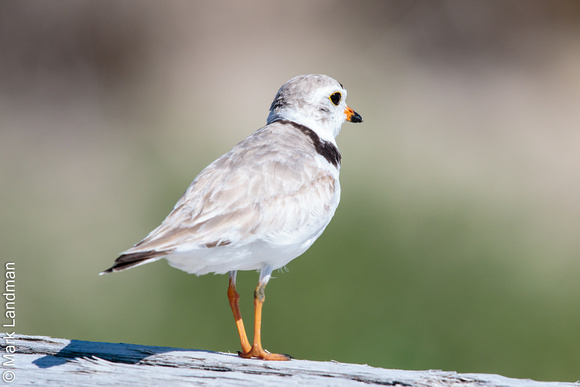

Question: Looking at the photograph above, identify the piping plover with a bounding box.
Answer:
[102,74,363,360]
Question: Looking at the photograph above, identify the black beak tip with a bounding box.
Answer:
[351,111,363,123]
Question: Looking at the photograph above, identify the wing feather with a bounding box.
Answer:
[121,122,339,257]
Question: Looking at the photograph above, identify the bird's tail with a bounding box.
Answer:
[100,251,166,275]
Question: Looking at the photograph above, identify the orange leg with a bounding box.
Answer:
[238,279,290,361]
[227,272,251,354]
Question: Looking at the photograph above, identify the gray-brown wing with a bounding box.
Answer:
[122,124,339,256]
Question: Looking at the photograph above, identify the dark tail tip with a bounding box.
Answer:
[99,250,166,276]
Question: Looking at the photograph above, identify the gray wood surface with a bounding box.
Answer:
[2,334,577,386]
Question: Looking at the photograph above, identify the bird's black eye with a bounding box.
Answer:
[329,92,342,106]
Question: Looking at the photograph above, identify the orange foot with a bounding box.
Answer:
[238,346,291,361]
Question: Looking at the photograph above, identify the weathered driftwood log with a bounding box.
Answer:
[1,334,577,386]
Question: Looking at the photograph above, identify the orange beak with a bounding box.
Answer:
[345,106,363,123]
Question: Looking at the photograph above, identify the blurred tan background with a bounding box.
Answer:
[1,0,580,382]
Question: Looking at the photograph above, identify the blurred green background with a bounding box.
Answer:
[1,0,580,382]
